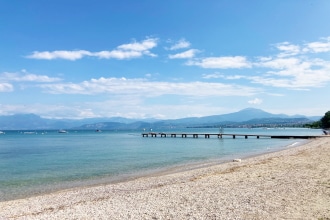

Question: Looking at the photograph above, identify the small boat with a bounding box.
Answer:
[95,129,102,132]
[58,129,67,133]
[0,131,5,134]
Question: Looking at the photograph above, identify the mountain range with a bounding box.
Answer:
[0,108,321,130]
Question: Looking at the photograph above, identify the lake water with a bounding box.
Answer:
[0,128,323,201]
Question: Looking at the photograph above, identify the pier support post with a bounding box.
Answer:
[257,136,259,139]
[182,134,187,138]
[218,134,222,138]
[245,135,248,139]
[233,135,236,139]
[171,134,176,138]
[205,134,210,138]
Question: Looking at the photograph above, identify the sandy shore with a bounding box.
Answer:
[1,137,329,220]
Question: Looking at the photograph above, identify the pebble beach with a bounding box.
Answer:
[1,137,329,220]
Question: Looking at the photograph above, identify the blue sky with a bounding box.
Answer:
[1,0,330,119]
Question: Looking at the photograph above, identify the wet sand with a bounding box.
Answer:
[1,137,329,219]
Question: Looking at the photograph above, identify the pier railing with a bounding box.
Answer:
[142,133,326,139]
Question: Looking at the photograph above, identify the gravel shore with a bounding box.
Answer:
[1,137,329,219]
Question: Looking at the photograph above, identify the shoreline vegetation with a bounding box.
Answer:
[1,138,330,219]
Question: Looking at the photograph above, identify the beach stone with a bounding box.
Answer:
[233,159,242,162]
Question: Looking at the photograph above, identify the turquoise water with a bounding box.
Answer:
[0,128,323,201]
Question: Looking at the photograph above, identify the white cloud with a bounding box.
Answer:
[187,56,252,69]
[118,38,157,51]
[182,37,330,90]
[232,38,330,90]
[39,77,260,97]
[250,68,330,89]
[168,39,191,50]
[0,72,62,82]
[275,42,300,57]
[168,49,199,59]
[275,37,330,55]
[0,83,13,92]
[225,75,246,80]
[27,50,91,60]
[275,37,330,54]
[303,37,330,53]
[93,50,144,59]
[257,57,300,70]
[26,38,158,60]
[257,56,273,62]
[253,56,330,89]
[248,98,263,105]
[202,73,224,79]
[249,76,308,90]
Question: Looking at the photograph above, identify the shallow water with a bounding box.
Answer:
[0,128,322,201]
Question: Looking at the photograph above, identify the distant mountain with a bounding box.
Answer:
[166,108,288,125]
[153,108,301,126]
[77,121,152,130]
[75,108,316,130]
[0,114,156,130]
[0,108,320,130]
[0,114,51,130]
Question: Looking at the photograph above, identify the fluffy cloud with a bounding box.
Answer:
[202,73,224,79]
[93,50,145,59]
[207,37,330,90]
[303,37,330,53]
[0,71,62,92]
[39,77,260,97]
[275,42,300,57]
[248,98,263,105]
[0,72,62,82]
[257,57,301,70]
[168,49,199,59]
[23,36,330,91]
[202,73,246,80]
[168,39,191,50]
[253,56,330,89]
[27,38,158,60]
[187,56,252,69]
[118,38,157,51]
[27,50,91,60]
[0,83,13,92]
[275,37,330,56]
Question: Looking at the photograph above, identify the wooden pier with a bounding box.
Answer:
[142,133,326,139]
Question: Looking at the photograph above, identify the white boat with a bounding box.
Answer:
[58,129,67,133]
[0,131,5,134]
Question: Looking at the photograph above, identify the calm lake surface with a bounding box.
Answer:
[0,128,323,201]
